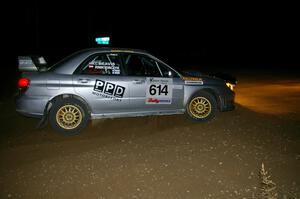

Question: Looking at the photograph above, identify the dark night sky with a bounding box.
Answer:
[3,1,300,87]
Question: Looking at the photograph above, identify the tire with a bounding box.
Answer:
[49,97,89,135]
[185,91,217,122]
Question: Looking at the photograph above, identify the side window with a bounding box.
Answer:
[123,54,161,77]
[79,53,122,75]
[157,61,180,78]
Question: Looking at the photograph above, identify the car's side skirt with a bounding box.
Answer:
[91,109,185,119]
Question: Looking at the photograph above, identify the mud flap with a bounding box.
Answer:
[36,101,52,129]
[36,114,48,129]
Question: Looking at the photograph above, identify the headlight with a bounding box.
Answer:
[226,82,235,91]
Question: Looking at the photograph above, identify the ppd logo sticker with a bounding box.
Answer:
[94,79,125,98]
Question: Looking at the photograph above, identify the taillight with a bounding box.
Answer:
[18,78,30,89]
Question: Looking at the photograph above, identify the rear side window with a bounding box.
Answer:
[77,53,122,75]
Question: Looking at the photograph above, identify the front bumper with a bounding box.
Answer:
[15,95,48,118]
[219,90,235,111]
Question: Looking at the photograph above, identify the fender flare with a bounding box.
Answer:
[44,94,92,117]
[187,88,221,111]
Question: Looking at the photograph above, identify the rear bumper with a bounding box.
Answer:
[15,95,48,118]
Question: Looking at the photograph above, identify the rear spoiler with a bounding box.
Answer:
[18,56,47,72]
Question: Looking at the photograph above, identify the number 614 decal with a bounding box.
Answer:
[149,84,168,96]
[146,78,173,104]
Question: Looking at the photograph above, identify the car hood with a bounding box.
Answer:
[181,70,237,84]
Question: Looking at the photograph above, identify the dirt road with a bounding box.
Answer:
[0,73,299,198]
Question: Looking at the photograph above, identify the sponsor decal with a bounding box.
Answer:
[147,98,171,104]
[147,98,160,103]
[182,76,204,85]
[93,79,125,101]
[184,80,204,85]
[182,76,202,81]
[146,77,173,104]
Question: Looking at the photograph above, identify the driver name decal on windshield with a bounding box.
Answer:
[146,77,173,104]
[92,79,125,101]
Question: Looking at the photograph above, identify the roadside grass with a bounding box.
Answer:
[259,163,298,199]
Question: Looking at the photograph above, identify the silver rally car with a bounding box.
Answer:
[16,48,235,135]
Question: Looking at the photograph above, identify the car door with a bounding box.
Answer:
[155,60,185,110]
[73,52,130,114]
[122,53,184,112]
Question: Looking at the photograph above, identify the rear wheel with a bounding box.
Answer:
[49,98,89,135]
[186,91,217,121]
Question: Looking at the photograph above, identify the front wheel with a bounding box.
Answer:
[186,91,217,121]
[49,98,89,135]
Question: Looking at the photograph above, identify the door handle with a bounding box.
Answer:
[132,80,145,84]
[78,79,90,83]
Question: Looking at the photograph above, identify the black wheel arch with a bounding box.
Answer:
[189,88,221,111]
[43,94,92,117]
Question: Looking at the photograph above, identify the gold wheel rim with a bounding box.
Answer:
[189,97,212,119]
[56,105,82,130]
